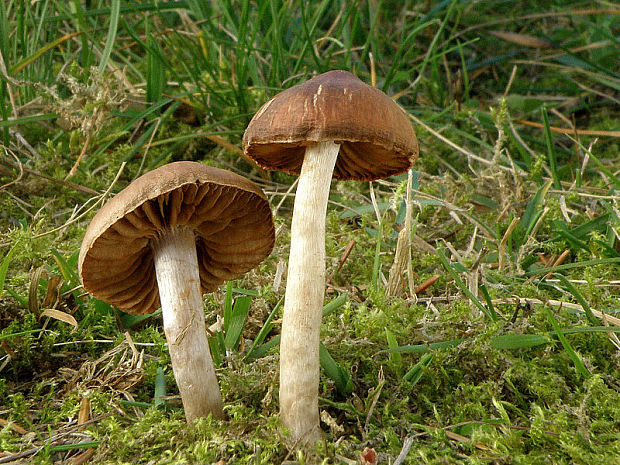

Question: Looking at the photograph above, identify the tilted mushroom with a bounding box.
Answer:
[79,161,275,423]
[243,70,418,442]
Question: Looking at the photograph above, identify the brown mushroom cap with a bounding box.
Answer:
[242,70,418,181]
[78,161,275,315]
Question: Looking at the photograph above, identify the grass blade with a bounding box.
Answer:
[208,333,224,367]
[544,304,590,379]
[246,334,280,360]
[97,0,120,74]
[525,257,620,276]
[489,333,551,349]
[0,242,18,298]
[153,367,166,408]
[223,296,252,351]
[9,32,82,75]
[437,247,496,321]
[116,307,161,329]
[480,284,499,321]
[371,215,384,289]
[553,274,599,326]
[0,113,58,128]
[146,23,165,104]
[392,339,466,354]
[541,107,561,190]
[50,249,80,289]
[385,328,403,379]
[517,179,552,242]
[319,343,353,395]
[322,293,348,317]
[403,352,434,390]
[244,296,284,361]
[48,441,101,452]
[223,281,233,334]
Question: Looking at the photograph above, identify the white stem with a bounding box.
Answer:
[279,141,340,443]
[152,227,224,422]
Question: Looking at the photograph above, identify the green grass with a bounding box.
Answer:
[1,0,619,463]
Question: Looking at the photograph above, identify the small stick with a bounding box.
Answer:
[329,239,356,282]
[70,448,96,465]
[0,148,23,191]
[1,158,99,195]
[203,133,271,180]
[515,119,620,137]
[66,132,91,179]
[552,249,571,268]
[33,162,126,238]
[393,437,414,465]
[414,274,441,294]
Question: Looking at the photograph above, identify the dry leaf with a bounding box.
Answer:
[78,396,90,426]
[40,308,79,330]
[70,448,96,465]
[29,267,48,317]
[488,30,553,49]
[42,274,64,308]
[320,409,344,433]
[445,430,489,450]
[0,418,28,435]
[359,447,378,465]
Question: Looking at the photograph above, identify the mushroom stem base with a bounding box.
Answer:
[279,141,340,444]
[153,227,224,422]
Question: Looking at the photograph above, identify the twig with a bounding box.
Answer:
[0,414,111,464]
[0,148,23,191]
[53,339,157,348]
[414,275,441,294]
[33,162,126,238]
[271,178,298,217]
[0,158,99,195]
[203,133,271,180]
[408,113,509,170]
[134,117,162,179]
[363,368,384,435]
[450,9,620,42]
[8,128,40,159]
[490,297,619,326]
[515,119,620,137]
[393,437,414,465]
[66,132,91,179]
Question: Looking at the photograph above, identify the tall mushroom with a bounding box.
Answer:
[243,70,418,442]
[78,161,275,423]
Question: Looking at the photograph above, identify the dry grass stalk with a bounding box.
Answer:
[491,297,620,326]
[515,119,620,137]
[77,397,90,426]
[58,335,144,400]
[0,148,24,191]
[33,162,126,239]
[387,170,414,296]
[69,448,96,465]
[498,216,519,272]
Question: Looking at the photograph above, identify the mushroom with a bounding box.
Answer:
[78,161,275,423]
[243,70,418,442]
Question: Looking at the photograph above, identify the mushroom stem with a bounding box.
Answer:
[152,227,224,422]
[279,140,340,442]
